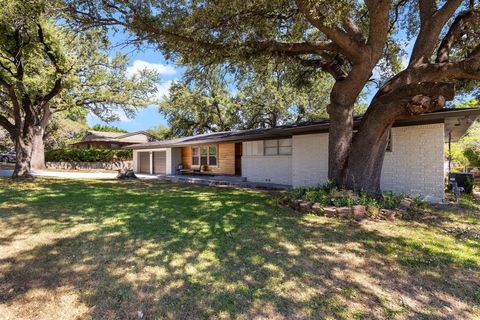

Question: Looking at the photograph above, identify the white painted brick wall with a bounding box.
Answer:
[242,141,292,185]
[292,133,329,187]
[381,123,445,200]
[289,123,445,200]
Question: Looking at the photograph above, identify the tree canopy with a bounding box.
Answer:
[159,64,332,137]
[0,0,159,176]
[449,99,480,168]
[90,124,129,133]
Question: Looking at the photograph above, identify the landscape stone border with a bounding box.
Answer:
[282,197,415,221]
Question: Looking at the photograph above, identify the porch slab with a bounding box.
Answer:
[162,175,290,190]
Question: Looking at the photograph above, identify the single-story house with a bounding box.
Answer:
[127,108,480,202]
[71,130,156,149]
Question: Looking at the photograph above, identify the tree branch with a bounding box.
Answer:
[436,10,480,63]
[36,23,65,110]
[294,0,364,62]
[365,0,391,59]
[409,0,462,65]
[420,58,480,81]
[0,113,15,136]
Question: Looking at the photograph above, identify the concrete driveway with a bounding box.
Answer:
[0,169,117,179]
[0,169,158,180]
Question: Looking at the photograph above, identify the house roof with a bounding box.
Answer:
[71,130,155,146]
[126,108,480,150]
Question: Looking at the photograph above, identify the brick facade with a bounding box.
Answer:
[242,123,445,201]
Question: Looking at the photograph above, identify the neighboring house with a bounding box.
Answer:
[127,108,480,202]
[71,131,156,149]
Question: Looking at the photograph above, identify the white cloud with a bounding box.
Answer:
[155,80,173,100]
[127,60,177,77]
[115,111,134,122]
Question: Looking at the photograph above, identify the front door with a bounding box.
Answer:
[235,143,242,176]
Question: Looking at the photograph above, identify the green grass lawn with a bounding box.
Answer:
[0,178,479,319]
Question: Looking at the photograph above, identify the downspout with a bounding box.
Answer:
[448,131,452,176]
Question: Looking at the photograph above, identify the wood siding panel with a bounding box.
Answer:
[181,143,235,175]
[182,146,192,169]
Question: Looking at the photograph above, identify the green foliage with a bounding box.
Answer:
[45,112,89,150]
[288,184,405,210]
[146,125,173,140]
[448,100,480,168]
[46,148,132,162]
[91,124,129,133]
[463,176,474,194]
[380,192,403,209]
[0,0,160,143]
[474,291,480,306]
[159,63,332,136]
[0,128,13,151]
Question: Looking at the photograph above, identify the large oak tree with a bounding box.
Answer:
[70,0,480,194]
[0,0,159,177]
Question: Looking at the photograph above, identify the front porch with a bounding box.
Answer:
[162,174,290,190]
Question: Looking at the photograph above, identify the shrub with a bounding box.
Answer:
[380,192,403,209]
[464,176,474,194]
[288,183,409,210]
[46,148,133,162]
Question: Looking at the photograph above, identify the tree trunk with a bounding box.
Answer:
[31,127,45,170]
[327,103,354,186]
[12,134,33,179]
[341,82,454,196]
[344,124,391,195]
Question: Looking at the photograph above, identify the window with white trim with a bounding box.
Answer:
[264,139,292,156]
[192,147,200,165]
[192,145,218,166]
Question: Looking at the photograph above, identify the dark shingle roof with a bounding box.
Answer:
[72,131,155,145]
[126,108,480,149]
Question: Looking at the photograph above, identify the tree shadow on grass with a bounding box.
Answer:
[0,178,479,319]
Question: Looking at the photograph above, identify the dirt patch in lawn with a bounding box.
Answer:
[0,178,479,319]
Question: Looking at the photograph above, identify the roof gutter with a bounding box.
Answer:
[125,108,480,150]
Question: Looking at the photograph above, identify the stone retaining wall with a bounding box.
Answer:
[46,161,133,171]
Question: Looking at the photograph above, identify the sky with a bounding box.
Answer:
[86,32,183,132]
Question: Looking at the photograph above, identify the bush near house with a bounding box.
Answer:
[46,148,133,162]
[286,182,409,209]
[282,181,427,220]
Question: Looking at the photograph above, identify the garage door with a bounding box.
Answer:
[153,151,166,174]
[138,152,150,174]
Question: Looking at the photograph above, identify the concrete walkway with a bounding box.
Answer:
[0,169,171,181]
[163,175,290,190]
[0,169,117,179]
[0,169,289,189]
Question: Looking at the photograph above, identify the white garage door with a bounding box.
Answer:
[153,151,166,174]
[138,152,150,174]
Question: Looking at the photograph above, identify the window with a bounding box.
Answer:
[264,139,292,156]
[264,140,279,156]
[201,146,208,165]
[209,145,217,165]
[192,147,199,165]
[278,139,292,155]
[192,145,218,166]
